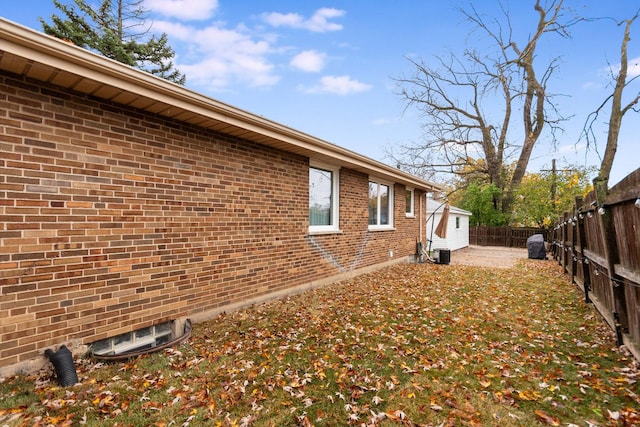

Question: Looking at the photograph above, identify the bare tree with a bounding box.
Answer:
[582,12,640,199]
[392,1,578,216]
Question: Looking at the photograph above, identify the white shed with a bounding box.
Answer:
[425,199,472,252]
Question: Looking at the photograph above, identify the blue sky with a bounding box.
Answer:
[3,1,639,185]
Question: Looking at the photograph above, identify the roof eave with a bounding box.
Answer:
[0,18,440,192]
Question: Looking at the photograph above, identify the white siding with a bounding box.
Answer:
[425,201,471,251]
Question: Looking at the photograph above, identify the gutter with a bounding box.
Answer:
[0,18,440,193]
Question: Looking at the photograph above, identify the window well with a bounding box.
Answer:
[89,319,191,360]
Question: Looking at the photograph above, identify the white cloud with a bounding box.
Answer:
[150,20,193,39]
[261,8,345,32]
[628,56,640,77]
[290,50,326,72]
[146,0,218,21]
[153,20,279,89]
[372,116,399,126]
[261,12,301,28]
[304,75,372,95]
[143,6,365,94]
[581,56,640,91]
[602,56,640,80]
[581,81,601,90]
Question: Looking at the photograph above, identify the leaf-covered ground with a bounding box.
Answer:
[1,260,639,426]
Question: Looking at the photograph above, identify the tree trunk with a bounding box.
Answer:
[596,17,633,191]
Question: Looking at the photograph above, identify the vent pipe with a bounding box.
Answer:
[45,345,78,386]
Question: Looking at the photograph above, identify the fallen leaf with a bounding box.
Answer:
[535,409,560,425]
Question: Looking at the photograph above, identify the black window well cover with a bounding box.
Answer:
[527,234,546,260]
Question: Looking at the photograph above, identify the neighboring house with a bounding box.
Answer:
[0,19,439,374]
[425,199,471,252]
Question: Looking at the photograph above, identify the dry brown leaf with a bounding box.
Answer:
[535,409,561,425]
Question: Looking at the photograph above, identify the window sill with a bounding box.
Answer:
[368,226,396,232]
[308,229,343,236]
[405,214,415,218]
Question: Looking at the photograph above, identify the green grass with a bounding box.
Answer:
[1,260,639,426]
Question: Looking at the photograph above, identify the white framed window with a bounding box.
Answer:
[309,163,340,233]
[405,188,415,217]
[368,179,394,230]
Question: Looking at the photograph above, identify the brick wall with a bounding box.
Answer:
[0,73,424,370]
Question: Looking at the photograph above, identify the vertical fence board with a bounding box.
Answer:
[469,226,547,248]
[583,191,613,314]
[610,173,640,344]
[553,168,640,359]
[625,282,640,344]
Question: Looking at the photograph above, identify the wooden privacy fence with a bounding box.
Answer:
[551,168,640,359]
[469,226,548,248]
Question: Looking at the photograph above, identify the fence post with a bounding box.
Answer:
[595,184,627,345]
[571,207,579,285]
[555,223,561,262]
[553,222,560,262]
[562,212,569,274]
[557,218,564,266]
[575,196,591,304]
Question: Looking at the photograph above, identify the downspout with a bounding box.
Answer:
[420,192,424,245]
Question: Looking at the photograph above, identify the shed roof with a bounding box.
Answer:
[426,199,472,216]
[0,18,440,193]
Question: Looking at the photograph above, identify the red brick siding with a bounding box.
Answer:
[298,167,425,274]
[0,72,423,367]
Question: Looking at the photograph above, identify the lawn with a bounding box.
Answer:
[1,260,639,426]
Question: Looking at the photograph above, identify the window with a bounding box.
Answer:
[309,164,340,233]
[369,179,393,229]
[405,188,414,217]
[90,321,174,356]
[456,216,460,229]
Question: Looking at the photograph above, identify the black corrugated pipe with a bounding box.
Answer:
[45,345,78,386]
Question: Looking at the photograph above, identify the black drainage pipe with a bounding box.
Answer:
[45,345,78,387]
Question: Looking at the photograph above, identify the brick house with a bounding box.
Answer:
[0,19,439,374]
